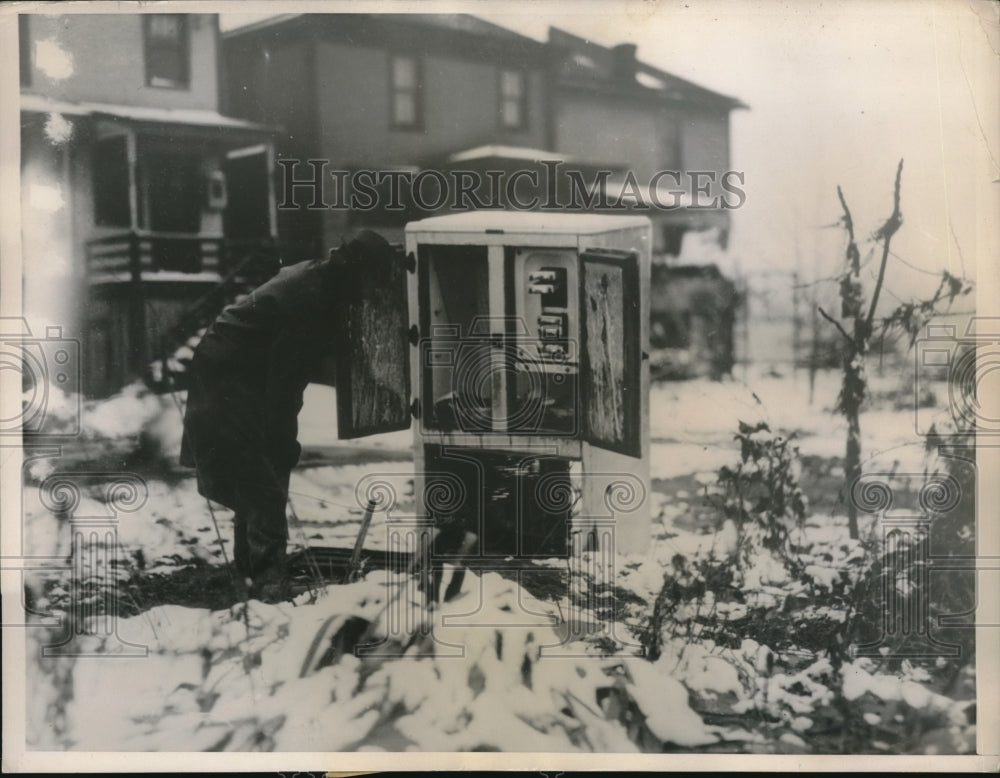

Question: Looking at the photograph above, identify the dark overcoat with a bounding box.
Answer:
[180,257,341,511]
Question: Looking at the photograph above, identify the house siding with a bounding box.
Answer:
[681,106,730,178]
[20,12,278,396]
[307,40,547,249]
[553,91,669,176]
[20,14,219,110]
[314,42,547,168]
[553,92,731,189]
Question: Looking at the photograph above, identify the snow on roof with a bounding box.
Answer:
[20,94,277,134]
[224,12,540,46]
[446,145,575,164]
[635,70,667,90]
[406,211,650,235]
[548,26,748,111]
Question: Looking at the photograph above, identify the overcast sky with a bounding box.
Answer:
[223,1,997,305]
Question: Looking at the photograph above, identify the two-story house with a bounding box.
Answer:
[222,14,552,262]
[222,15,746,258]
[19,13,279,396]
[546,29,746,375]
[547,27,747,258]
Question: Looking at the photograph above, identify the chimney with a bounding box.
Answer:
[611,43,637,83]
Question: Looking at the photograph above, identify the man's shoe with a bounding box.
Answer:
[249,564,292,604]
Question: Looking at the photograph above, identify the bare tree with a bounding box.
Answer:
[818,160,972,538]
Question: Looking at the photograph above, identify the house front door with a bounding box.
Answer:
[144,150,203,272]
[223,148,272,241]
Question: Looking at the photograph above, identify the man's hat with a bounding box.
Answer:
[340,229,397,266]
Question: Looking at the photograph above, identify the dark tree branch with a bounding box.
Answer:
[818,306,854,345]
[866,159,904,330]
[837,185,861,275]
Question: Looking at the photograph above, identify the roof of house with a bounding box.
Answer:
[549,27,748,112]
[225,12,537,43]
[21,94,278,134]
[224,13,548,63]
[381,13,544,43]
[224,14,745,113]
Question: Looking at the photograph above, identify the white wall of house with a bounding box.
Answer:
[20,13,220,111]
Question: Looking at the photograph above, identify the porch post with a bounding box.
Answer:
[127,230,147,379]
[124,128,148,383]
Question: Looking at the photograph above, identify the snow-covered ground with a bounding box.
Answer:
[17,363,976,754]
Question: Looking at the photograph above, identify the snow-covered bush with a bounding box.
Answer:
[639,420,812,660]
[632,410,976,753]
[845,425,976,677]
[716,420,808,576]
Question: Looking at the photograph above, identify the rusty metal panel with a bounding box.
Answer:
[579,249,641,458]
[336,252,412,439]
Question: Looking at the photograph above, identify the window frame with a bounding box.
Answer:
[388,52,424,131]
[19,15,31,87]
[498,68,528,131]
[92,134,133,229]
[143,14,191,90]
[661,116,682,171]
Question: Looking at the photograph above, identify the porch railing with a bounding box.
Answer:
[83,231,282,394]
[85,231,278,282]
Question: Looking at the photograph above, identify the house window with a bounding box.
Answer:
[19,15,30,87]
[390,54,422,129]
[499,69,527,130]
[662,117,682,170]
[93,136,132,228]
[144,14,189,88]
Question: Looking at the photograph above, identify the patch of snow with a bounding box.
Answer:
[779,731,807,748]
[740,639,774,676]
[802,564,842,591]
[635,70,666,90]
[789,715,813,732]
[298,384,412,451]
[73,382,180,450]
[840,661,964,722]
[682,652,743,698]
[626,658,718,746]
